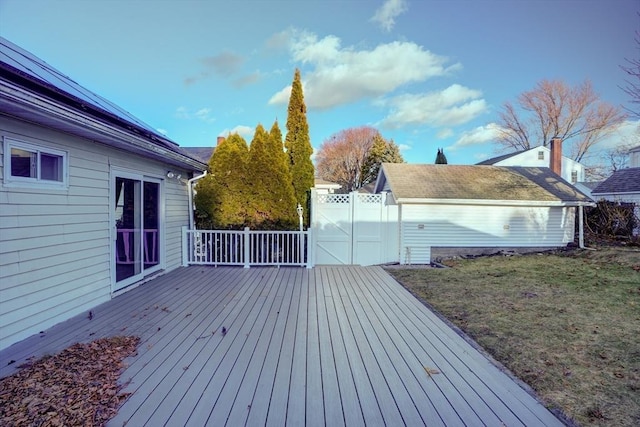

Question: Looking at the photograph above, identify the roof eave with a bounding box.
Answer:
[395,197,595,207]
[592,190,640,197]
[1,79,207,171]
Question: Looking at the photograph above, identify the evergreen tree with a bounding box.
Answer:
[435,148,448,164]
[284,68,314,223]
[194,133,249,229]
[361,135,404,185]
[268,120,297,227]
[247,123,297,229]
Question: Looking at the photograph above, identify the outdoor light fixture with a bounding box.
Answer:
[166,171,182,180]
[296,203,303,232]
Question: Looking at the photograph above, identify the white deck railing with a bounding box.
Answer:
[182,227,311,268]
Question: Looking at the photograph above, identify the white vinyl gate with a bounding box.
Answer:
[311,190,398,266]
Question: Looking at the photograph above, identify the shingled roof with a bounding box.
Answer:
[376,164,593,205]
[592,168,640,195]
[476,150,527,165]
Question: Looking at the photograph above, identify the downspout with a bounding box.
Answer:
[188,171,208,230]
[578,204,585,249]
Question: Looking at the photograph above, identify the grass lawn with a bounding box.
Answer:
[387,246,640,427]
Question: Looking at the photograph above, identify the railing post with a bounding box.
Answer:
[243,227,250,268]
[306,230,313,268]
[181,226,188,267]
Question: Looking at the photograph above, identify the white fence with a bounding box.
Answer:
[182,227,311,268]
[311,190,399,266]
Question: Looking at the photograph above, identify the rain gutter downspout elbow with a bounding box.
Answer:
[188,171,208,230]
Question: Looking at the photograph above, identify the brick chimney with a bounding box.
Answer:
[217,136,225,146]
[550,137,562,177]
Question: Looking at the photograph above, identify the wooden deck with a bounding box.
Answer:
[0,266,564,426]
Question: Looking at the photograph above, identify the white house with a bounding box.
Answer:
[0,37,207,350]
[313,178,342,194]
[629,144,640,168]
[373,163,594,264]
[477,145,585,184]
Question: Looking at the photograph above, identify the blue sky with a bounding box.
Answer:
[1,0,638,167]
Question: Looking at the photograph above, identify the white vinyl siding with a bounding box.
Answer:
[0,116,192,349]
[492,147,585,183]
[400,204,575,264]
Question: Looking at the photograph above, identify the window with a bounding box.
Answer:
[571,170,578,183]
[4,138,67,188]
[538,151,545,160]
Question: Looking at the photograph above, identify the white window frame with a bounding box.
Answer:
[3,137,68,189]
[571,170,578,183]
[538,151,545,160]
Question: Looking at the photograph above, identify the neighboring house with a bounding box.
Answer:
[313,178,341,194]
[591,167,640,234]
[182,147,214,164]
[629,144,640,168]
[477,145,585,184]
[0,38,207,350]
[373,163,594,264]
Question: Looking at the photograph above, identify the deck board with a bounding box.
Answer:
[0,265,564,427]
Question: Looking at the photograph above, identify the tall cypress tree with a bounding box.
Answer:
[247,123,297,228]
[268,120,297,227]
[284,68,314,223]
[194,133,249,229]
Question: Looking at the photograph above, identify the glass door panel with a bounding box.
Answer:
[115,177,142,287]
[143,181,160,270]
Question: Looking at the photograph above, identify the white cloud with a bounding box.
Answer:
[269,85,292,105]
[185,51,245,85]
[175,106,189,119]
[437,128,454,139]
[398,143,411,151]
[219,125,254,140]
[371,0,408,32]
[176,106,216,123]
[595,119,640,151]
[195,108,212,120]
[268,29,460,109]
[156,128,168,135]
[379,84,488,129]
[447,123,504,151]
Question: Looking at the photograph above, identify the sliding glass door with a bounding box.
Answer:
[113,172,161,292]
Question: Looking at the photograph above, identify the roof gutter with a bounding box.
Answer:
[591,191,640,197]
[394,197,596,207]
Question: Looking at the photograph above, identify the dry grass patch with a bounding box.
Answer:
[0,336,139,426]
[388,247,640,427]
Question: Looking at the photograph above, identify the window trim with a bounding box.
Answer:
[3,137,69,189]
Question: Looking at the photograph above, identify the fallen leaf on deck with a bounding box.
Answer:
[424,366,440,378]
[0,335,139,426]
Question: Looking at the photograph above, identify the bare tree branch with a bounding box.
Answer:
[619,27,640,118]
[496,79,626,162]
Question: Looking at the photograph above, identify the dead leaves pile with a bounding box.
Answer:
[0,335,139,427]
